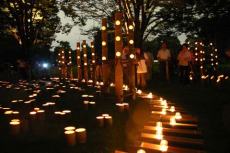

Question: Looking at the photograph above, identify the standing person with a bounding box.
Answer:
[157,42,171,81]
[136,48,147,89]
[122,45,129,85]
[177,43,193,85]
[144,50,154,83]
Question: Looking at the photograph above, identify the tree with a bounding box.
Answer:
[0,0,84,60]
[62,0,187,50]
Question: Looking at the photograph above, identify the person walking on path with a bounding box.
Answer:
[136,48,147,89]
[157,42,171,81]
[177,43,193,85]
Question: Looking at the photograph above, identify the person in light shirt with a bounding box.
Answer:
[177,43,193,84]
[157,42,171,81]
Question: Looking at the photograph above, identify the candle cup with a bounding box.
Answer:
[64,130,76,146]
[83,101,89,110]
[75,128,87,143]
[10,120,20,135]
[116,103,125,112]
[123,103,129,111]
[96,116,104,127]
[105,116,113,126]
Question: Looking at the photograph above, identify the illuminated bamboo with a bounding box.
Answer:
[68,49,73,79]
[101,18,110,92]
[115,12,123,103]
[91,41,96,83]
[82,40,88,82]
[76,42,82,81]
[127,19,136,100]
[101,18,108,61]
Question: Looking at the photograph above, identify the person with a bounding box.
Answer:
[157,42,171,81]
[136,48,147,89]
[144,51,154,83]
[122,45,130,85]
[17,59,28,80]
[177,43,193,85]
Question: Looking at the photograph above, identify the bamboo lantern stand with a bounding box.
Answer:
[114,12,124,103]
[82,40,88,82]
[91,42,96,84]
[127,19,136,100]
[67,49,73,79]
[76,42,82,81]
[58,49,67,78]
[101,18,110,92]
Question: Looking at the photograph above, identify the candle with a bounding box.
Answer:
[116,103,125,112]
[170,106,175,112]
[75,128,87,143]
[170,117,176,126]
[137,149,146,153]
[10,119,20,135]
[105,116,113,126]
[96,116,104,127]
[159,139,168,152]
[64,130,76,146]
[175,112,182,120]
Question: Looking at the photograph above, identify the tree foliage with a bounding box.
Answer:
[0,0,84,60]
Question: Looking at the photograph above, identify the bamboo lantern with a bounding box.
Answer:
[82,40,88,82]
[96,116,104,127]
[105,115,113,126]
[76,42,82,81]
[101,18,110,91]
[91,41,96,83]
[64,130,76,146]
[115,12,123,103]
[75,128,87,143]
[101,18,108,61]
[9,119,20,135]
[127,19,136,100]
[160,139,168,152]
[116,103,125,112]
[68,49,73,79]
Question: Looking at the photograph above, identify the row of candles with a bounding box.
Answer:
[135,90,183,152]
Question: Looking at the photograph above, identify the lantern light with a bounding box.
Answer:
[116,52,121,57]
[129,40,134,45]
[115,20,121,25]
[102,56,107,61]
[115,36,121,41]
[102,41,106,46]
[101,26,106,31]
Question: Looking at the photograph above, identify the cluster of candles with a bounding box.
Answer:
[96,114,113,127]
[135,91,184,152]
[64,126,87,145]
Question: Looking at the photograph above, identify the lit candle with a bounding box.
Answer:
[159,139,168,152]
[96,116,104,127]
[170,117,176,126]
[75,128,87,143]
[170,106,175,112]
[10,119,20,135]
[137,149,146,153]
[105,116,113,126]
[64,130,76,146]
[116,103,125,112]
[175,112,182,120]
